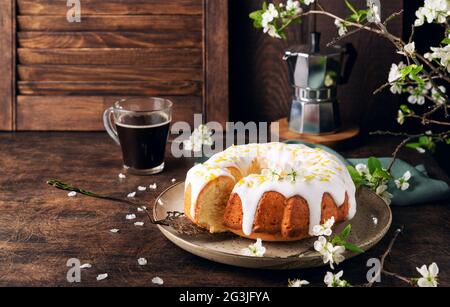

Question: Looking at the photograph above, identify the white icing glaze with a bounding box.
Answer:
[184,143,357,235]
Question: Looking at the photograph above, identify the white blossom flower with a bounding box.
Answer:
[388,62,405,83]
[390,83,403,94]
[118,173,126,179]
[137,207,145,212]
[312,217,335,237]
[126,214,136,220]
[415,14,425,26]
[96,273,108,281]
[408,93,426,105]
[149,183,157,190]
[416,147,426,154]
[137,186,146,191]
[431,85,447,104]
[334,19,348,37]
[425,44,450,73]
[304,0,315,6]
[395,171,412,191]
[241,238,266,257]
[397,110,406,125]
[375,184,393,205]
[367,0,381,23]
[110,229,120,233]
[285,170,298,183]
[407,82,431,105]
[261,168,282,181]
[355,163,369,175]
[127,192,136,198]
[286,0,301,13]
[152,276,164,285]
[314,236,345,269]
[416,263,439,287]
[134,222,145,227]
[288,279,310,287]
[286,0,302,15]
[263,3,279,25]
[183,124,214,152]
[355,163,373,181]
[402,42,416,55]
[324,271,350,287]
[286,167,307,183]
[414,0,450,27]
[171,178,177,183]
[138,258,148,266]
[264,24,282,39]
[68,191,77,197]
[388,62,407,94]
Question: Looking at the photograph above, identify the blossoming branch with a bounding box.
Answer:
[251,0,450,163]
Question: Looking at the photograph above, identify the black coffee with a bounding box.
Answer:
[116,113,170,170]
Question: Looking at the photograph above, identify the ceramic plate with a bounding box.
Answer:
[154,183,392,269]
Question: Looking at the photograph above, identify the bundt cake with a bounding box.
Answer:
[184,143,356,242]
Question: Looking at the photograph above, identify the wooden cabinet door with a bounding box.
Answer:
[0,0,228,131]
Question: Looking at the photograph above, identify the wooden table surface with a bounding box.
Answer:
[0,132,448,287]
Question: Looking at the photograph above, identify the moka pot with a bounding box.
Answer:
[284,33,356,134]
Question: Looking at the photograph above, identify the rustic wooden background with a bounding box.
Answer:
[0,0,228,131]
[1,0,448,138]
[229,0,404,132]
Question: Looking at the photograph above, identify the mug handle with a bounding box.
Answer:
[103,107,120,145]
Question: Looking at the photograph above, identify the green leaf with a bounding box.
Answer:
[344,242,364,254]
[349,13,360,22]
[400,104,413,115]
[405,142,421,149]
[410,74,425,87]
[345,0,359,16]
[347,166,364,187]
[340,224,352,240]
[249,10,264,28]
[441,37,450,45]
[331,235,344,246]
[418,136,436,152]
[419,136,431,146]
[372,168,392,180]
[411,64,423,75]
[249,11,260,20]
[368,157,382,175]
[400,64,422,80]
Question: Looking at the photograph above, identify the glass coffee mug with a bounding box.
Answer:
[103,98,173,175]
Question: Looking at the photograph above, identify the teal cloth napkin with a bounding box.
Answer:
[284,140,450,206]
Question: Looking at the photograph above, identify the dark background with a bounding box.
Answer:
[229,0,450,173]
[229,0,444,131]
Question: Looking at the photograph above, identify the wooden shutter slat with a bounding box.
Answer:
[18,65,203,82]
[18,48,202,66]
[18,81,202,96]
[16,96,202,131]
[18,0,203,16]
[18,32,202,49]
[2,0,229,131]
[18,15,202,32]
[0,0,15,130]
[204,0,228,126]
